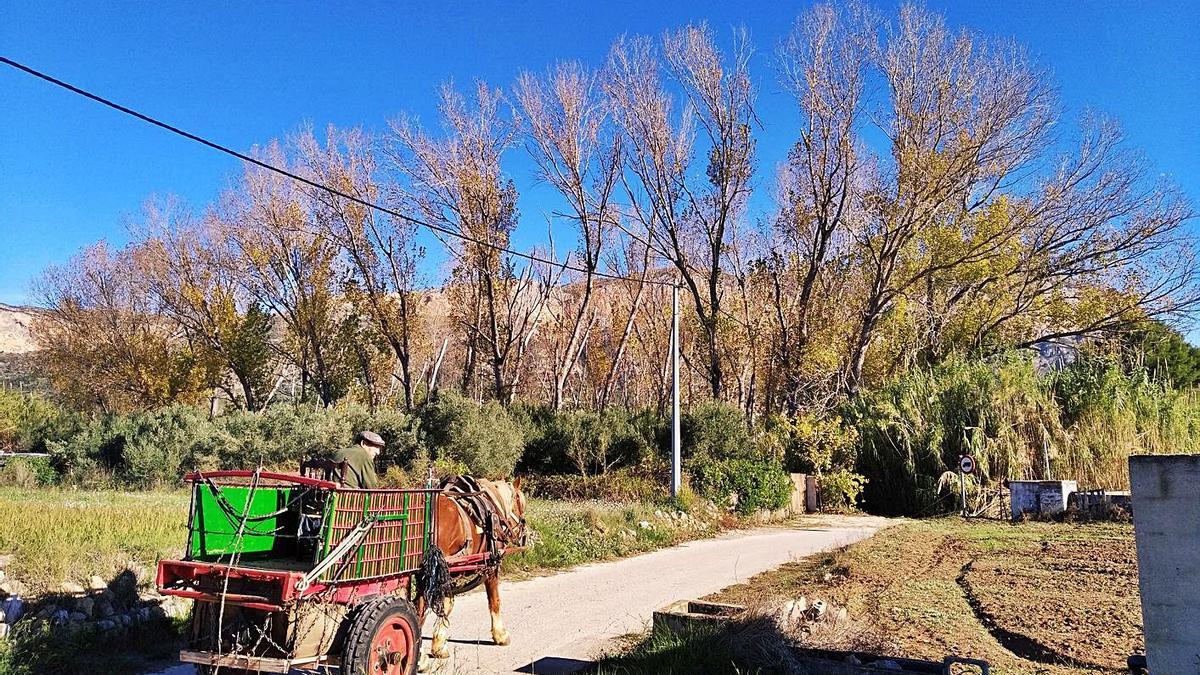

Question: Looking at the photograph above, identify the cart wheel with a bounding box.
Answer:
[342,596,420,675]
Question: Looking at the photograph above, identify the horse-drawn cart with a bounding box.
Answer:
[156,468,509,675]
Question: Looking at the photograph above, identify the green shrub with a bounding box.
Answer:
[521,408,654,476]
[41,401,422,486]
[664,484,700,513]
[818,469,867,512]
[774,411,859,475]
[46,405,213,487]
[682,401,751,463]
[0,390,79,453]
[418,391,523,477]
[0,456,58,487]
[691,457,792,515]
[523,468,668,502]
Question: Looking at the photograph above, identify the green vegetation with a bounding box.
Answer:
[1121,320,1200,388]
[5,349,1198,518]
[0,388,796,513]
[419,391,525,478]
[596,624,754,675]
[844,353,1200,514]
[692,458,792,516]
[504,498,720,575]
[0,488,186,594]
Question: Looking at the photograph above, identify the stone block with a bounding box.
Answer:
[652,599,746,637]
[1130,455,1200,674]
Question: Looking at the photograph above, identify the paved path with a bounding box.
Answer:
[154,515,890,674]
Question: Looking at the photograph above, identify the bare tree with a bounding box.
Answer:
[771,3,875,409]
[33,241,216,411]
[297,126,426,409]
[386,82,547,402]
[842,4,1056,392]
[138,198,275,410]
[515,62,622,409]
[606,24,757,400]
[217,141,351,405]
[975,117,1199,349]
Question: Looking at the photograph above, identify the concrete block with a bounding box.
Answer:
[652,600,745,637]
[1130,455,1200,674]
[1009,480,1077,520]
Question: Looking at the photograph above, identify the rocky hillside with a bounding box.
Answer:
[0,303,37,355]
[0,304,40,390]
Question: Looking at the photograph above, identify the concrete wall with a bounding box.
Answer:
[1009,480,1077,520]
[1129,455,1200,674]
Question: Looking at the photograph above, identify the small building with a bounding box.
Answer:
[1009,480,1077,520]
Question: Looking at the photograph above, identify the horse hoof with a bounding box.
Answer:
[493,631,511,646]
[430,646,451,659]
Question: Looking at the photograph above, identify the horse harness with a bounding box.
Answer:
[440,475,525,566]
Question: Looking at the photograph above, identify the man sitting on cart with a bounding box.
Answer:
[333,430,385,489]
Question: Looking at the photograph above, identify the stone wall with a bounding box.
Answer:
[0,557,189,642]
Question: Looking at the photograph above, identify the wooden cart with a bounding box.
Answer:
[156,469,495,675]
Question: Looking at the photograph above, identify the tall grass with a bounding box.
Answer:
[847,354,1200,515]
[0,488,187,594]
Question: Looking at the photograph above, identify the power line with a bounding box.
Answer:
[0,55,676,288]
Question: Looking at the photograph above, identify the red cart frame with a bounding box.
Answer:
[156,469,500,673]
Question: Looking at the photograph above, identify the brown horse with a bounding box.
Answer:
[419,476,528,660]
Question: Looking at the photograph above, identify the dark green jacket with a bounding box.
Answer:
[332,445,378,489]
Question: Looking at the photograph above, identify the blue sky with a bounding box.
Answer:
[2,1,1198,308]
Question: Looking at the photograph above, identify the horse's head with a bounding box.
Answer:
[482,477,529,548]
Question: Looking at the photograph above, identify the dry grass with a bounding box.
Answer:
[711,518,1139,674]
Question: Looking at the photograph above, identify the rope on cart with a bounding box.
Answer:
[203,476,310,526]
[212,467,262,674]
[416,544,452,618]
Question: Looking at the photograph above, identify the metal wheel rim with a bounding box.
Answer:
[369,614,414,674]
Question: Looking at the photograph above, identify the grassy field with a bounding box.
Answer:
[0,488,723,596]
[0,487,188,594]
[0,487,732,674]
[598,518,1140,674]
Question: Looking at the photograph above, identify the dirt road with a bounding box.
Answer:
[155,515,889,674]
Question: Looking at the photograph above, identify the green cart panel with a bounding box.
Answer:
[189,485,295,559]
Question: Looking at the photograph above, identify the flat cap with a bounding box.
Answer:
[357,430,385,447]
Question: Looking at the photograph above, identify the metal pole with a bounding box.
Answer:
[670,284,681,498]
[959,468,967,516]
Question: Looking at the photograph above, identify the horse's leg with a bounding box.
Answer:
[484,571,510,646]
[429,595,454,659]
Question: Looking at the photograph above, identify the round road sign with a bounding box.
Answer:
[959,455,976,475]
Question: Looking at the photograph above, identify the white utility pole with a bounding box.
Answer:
[670,283,681,497]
